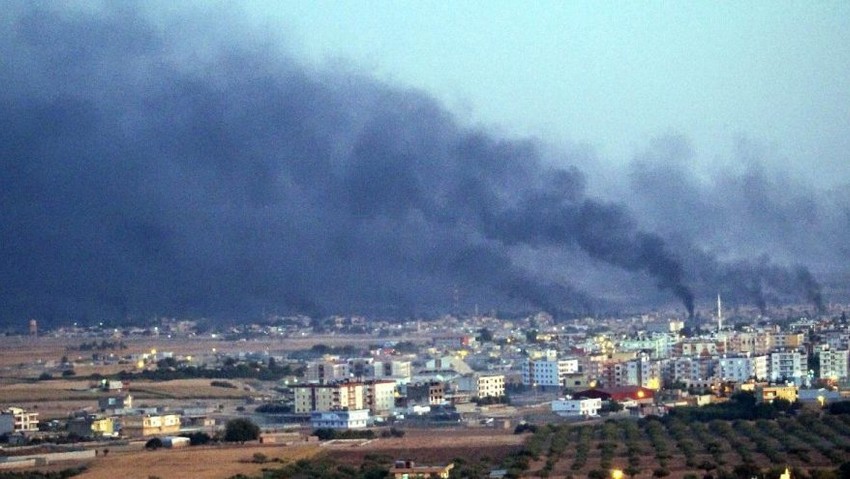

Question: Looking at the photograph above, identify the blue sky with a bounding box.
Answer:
[235,1,850,186]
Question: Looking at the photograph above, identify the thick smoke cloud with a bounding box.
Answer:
[0,6,840,325]
[622,136,846,313]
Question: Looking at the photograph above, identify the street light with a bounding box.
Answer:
[611,469,624,479]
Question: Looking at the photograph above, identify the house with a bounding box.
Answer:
[551,397,602,417]
[389,460,454,479]
[121,413,181,437]
[310,409,369,429]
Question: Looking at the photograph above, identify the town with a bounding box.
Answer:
[2,299,850,478]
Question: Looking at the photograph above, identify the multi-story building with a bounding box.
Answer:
[406,381,444,406]
[521,358,580,387]
[304,359,350,384]
[669,357,717,385]
[821,331,850,352]
[728,330,773,355]
[364,380,396,415]
[819,345,850,382]
[293,382,365,413]
[769,350,806,384]
[676,339,724,357]
[456,373,505,399]
[4,407,39,432]
[639,357,666,390]
[771,332,805,350]
[718,354,768,382]
[364,359,412,383]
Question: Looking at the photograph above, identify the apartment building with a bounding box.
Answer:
[819,345,850,381]
[521,358,580,387]
[294,382,365,413]
[456,373,505,399]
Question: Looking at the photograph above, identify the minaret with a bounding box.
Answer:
[717,293,723,333]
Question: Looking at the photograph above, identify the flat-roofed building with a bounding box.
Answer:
[4,407,38,432]
[121,413,181,437]
[293,382,365,413]
[310,409,369,429]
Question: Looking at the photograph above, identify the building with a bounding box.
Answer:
[433,335,475,349]
[67,415,115,438]
[551,397,602,417]
[757,385,798,404]
[4,407,39,432]
[364,380,397,415]
[0,414,13,435]
[718,354,768,382]
[98,394,133,412]
[389,460,454,479]
[406,381,444,406]
[121,413,181,437]
[456,374,505,399]
[294,382,365,413]
[310,409,369,429]
[304,359,350,384]
[819,346,850,382]
[364,359,412,382]
[769,350,806,385]
[521,358,579,387]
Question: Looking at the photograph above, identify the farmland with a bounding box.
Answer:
[507,413,850,479]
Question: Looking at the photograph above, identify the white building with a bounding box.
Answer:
[4,407,38,432]
[521,358,580,387]
[310,409,370,429]
[770,350,806,384]
[718,354,769,382]
[304,359,350,384]
[551,397,602,417]
[819,346,850,382]
[365,380,397,415]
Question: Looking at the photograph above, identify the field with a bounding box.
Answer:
[514,413,850,478]
[326,427,525,465]
[73,442,321,479]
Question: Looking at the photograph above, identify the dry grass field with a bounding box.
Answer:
[326,427,525,466]
[73,443,321,479]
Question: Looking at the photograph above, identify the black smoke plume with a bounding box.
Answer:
[0,5,835,325]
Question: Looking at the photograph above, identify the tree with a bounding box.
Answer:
[224,418,260,444]
[145,437,163,450]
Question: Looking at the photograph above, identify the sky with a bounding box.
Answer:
[239,1,850,187]
[1,2,847,326]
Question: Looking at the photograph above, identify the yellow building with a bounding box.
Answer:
[121,414,181,437]
[757,385,798,404]
[389,461,454,479]
[293,382,365,413]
